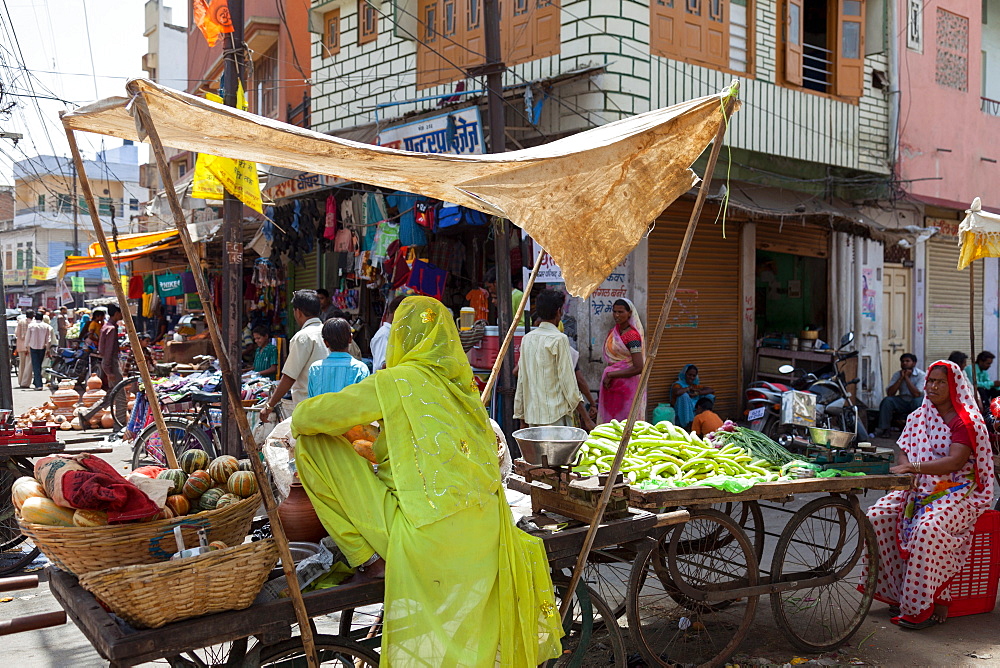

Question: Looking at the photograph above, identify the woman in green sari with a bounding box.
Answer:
[292,296,563,666]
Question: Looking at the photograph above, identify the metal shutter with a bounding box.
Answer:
[646,201,744,419]
[926,237,982,364]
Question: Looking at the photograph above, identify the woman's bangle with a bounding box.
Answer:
[913,461,921,474]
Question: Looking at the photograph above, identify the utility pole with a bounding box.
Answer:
[220,0,245,457]
[478,0,517,443]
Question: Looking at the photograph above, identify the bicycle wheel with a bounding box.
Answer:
[109,376,139,430]
[132,417,217,470]
[626,510,759,668]
[0,458,40,575]
[561,546,633,629]
[258,635,380,666]
[769,496,877,653]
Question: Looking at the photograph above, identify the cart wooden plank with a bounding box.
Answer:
[48,568,384,666]
[626,474,911,508]
[0,442,62,457]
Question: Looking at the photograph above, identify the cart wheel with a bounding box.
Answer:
[769,495,877,653]
[166,637,250,667]
[258,635,379,666]
[0,457,40,576]
[626,510,759,668]
[551,579,626,668]
[338,605,384,643]
[686,502,765,565]
[561,545,635,629]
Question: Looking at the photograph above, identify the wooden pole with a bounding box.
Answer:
[970,260,976,361]
[130,93,320,668]
[60,121,179,470]
[558,92,739,621]
[481,248,544,405]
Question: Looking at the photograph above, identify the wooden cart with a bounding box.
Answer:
[47,473,908,668]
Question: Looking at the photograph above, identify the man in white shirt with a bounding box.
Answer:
[260,290,328,423]
[514,290,595,430]
[14,309,32,388]
[26,312,53,390]
[370,295,406,371]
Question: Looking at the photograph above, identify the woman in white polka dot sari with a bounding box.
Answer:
[864,360,995,630]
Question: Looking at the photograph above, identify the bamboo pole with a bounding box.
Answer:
[60,121,179,470]
[970,260,976,361]
[481,248,545,405]
[559,90,739,621]
[129,93,320,668]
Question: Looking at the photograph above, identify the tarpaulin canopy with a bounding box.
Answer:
[62,79,738,297]
[86,229,179,257]
[958,197,1000,269]
[65,235,182,273]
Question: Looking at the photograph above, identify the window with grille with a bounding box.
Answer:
[359,0,379,44]
[781,0,865,98]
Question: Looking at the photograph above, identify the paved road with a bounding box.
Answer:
[1,384,999,666]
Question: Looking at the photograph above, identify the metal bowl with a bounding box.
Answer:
[512,426,588,466]
[808,427,854,449]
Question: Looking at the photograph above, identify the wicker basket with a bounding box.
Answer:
[78,538,278,629]
[19,494,260,575]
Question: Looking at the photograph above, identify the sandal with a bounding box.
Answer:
[898,617,940,630]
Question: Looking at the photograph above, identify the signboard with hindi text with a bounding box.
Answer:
[377,108,484,155]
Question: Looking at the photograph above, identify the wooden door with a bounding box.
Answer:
[784,0,804,85]
[881,265,911,382]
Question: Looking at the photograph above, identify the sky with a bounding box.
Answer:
[0,0,187,185]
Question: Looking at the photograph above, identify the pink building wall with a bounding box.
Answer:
[896,0,1000,211]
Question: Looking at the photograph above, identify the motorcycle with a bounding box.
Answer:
[746,332,869,445]
[44,344,97,392]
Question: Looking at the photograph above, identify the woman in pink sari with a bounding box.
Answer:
[865,360,994,629]
[598,299,645,423]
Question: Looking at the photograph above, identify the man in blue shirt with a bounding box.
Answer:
[308,318,370,398]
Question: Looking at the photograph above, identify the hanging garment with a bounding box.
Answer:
[128,275,145,300]
[324,194,338,240]
[387,191,425,247]
[372,221,400,260]
[406,260,448,300]
[415,201,435,229]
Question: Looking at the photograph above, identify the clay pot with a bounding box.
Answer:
[51,379,79,417]
[100,413,114,429]
[276,482,327,543]
[81,374,106,408]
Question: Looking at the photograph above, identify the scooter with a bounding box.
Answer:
[746,332,869,443]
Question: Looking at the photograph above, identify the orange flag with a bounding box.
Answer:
[193,0,234,47]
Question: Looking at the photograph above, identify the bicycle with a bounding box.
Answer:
[131,393,285,470]
[0,456,41,576]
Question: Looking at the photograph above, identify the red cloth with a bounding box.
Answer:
[35,454,160,524]
[128,275,145,299]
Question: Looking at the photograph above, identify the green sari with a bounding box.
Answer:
[292,296,563,666]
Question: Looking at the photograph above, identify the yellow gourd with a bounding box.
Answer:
[20,497,75,527]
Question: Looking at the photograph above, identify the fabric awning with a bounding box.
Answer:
[86,229,179,257]
[62,78,739,297]
[65,238,183,273]
[958,197,1000,269]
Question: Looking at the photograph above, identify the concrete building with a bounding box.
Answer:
[6,144,143,307]
[299,0,911,418]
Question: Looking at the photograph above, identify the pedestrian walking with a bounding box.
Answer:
[26,312,52,390]
[14,309,32,389]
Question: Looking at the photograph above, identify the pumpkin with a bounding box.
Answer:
[353,440,377,464]
[165,494,191,516]
[156,469,188,496]
[227,470,258,498]
[182,470,213,499]
[157,506,176,520]
[237,458,254,472]
[208,540,228,550]
[179,448,210,474]
[72,509,108,527]
[20,497,75,527]
[344,423,379,443]
[12,476,47,510]
[198,486,227,511]
[208,455,239,485]
[215,492,240,509]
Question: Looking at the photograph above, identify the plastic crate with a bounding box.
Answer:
[817,452,892,475]
[0,424,58,445]
[949,510,1000,617]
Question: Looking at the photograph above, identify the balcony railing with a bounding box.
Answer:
[982,97,1000,116]
[803,43,833,93]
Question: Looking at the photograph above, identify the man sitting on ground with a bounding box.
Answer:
[875,353,925,437]
[691,397,724,437]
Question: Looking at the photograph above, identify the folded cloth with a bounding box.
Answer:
[35,454,161,524]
